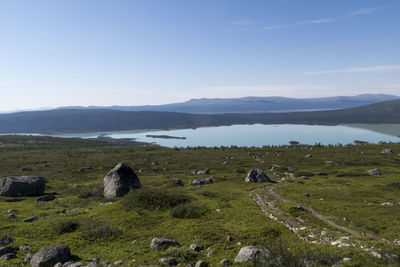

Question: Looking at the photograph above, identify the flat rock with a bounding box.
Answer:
[245,169,271,183]
[23,216,38,222]
[191,178,213,185]
[150,238,180,250]
[0,176,45,197]
[381,149,393,154]
[37,195,56,202]
[103,162,141,198]
[30,244,71,267]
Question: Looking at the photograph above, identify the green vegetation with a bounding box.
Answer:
[0,135,399,266]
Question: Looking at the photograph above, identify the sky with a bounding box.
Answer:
[0,0,399,111]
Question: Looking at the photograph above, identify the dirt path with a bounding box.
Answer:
[255,185,390,243]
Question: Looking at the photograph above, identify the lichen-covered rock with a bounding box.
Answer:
[245,169,271,183]
[234,246,270,263]
[195,261,208,267]
[150,238,180,250]
[367,168,381,175]
[191,178,213,185]
[103,162,141,198]
[0,176,45,196]
[159,257,178,265]
[30,244,71,267]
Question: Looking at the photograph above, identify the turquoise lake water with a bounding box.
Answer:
[52,124,400,147]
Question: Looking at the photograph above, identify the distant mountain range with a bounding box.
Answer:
[1,98,400,134]
[57,94,399,114]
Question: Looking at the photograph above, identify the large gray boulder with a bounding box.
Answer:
[150,238,180,250]
[245,169,271,183]
[30,245,71,267]
[234,246,269,263]
[0,176,45,196]
[103,162,141,198]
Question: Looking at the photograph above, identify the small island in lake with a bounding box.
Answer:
[146,134,186,140]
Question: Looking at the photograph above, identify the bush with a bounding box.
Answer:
[80,219,120,241]
[166,247,197,262]
[169,203,209,218]
[122,188,190,211]
[385,182,400,191]
[53,220,80,234]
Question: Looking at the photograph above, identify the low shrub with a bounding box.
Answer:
[166,247,197,262]
[53,219,80,234]
[122,188,190,211]
[80,219,120,240]
[169,203,209,218]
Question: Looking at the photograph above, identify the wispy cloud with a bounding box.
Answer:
[261,18,333,31]
[233,20,260,26]
[302,64,400,75]
[348,7,380,16]
[232,6,381,32]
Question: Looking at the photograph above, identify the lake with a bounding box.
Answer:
[52,124,400,147]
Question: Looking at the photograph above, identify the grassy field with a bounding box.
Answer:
[0,135,399,266]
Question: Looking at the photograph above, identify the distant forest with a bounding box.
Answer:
[0,99,399,134]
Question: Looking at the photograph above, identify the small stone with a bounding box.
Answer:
[159,257,178,265]
[114,260,123,265]
[219,258,230,265]
[5,214,15,219]
[195,261,208,267]
[20,246,31,250]
[190,244,203,252]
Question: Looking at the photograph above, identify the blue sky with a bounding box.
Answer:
[0,0,399,111]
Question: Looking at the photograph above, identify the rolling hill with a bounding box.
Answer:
[57,94,399,114]
[0,99,399,134]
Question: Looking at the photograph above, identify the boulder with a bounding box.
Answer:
[234,246,269,263]
[30,245,71,267]
[191,178,213,185]
[171,178,184,186]
[367,168,381,175]
[245,169,271,183]
[0,176,45,197]
[103,162,141,198]
[150,238,180,250]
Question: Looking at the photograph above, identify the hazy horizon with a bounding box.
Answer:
[1,0,400,111]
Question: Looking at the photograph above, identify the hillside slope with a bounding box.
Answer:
[57,94,399,114]
[0,99,399,134]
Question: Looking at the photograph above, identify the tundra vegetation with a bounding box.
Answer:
[0,135,399,266]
